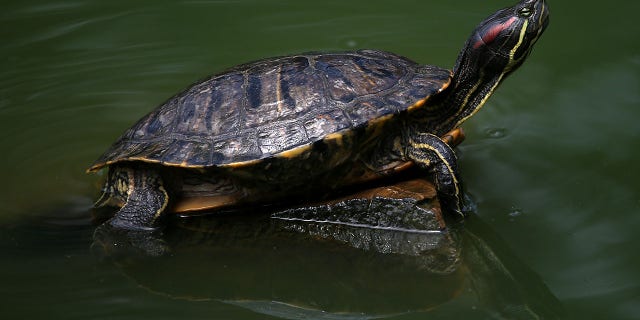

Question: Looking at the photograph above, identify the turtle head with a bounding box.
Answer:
[460,0,549,76]
[444,0,549,130]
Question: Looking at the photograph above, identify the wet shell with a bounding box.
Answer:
[88,49,451,172]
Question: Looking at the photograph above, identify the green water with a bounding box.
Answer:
[1,0,639,319]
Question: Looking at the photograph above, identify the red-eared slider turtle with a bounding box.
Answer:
[88,0,549,233]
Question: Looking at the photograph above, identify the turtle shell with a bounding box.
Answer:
[88,49,451,172]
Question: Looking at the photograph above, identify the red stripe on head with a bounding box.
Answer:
[473,16,518,49]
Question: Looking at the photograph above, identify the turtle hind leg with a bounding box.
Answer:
[106,166,169,230]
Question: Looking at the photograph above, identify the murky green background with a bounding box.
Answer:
[1,0,638,319]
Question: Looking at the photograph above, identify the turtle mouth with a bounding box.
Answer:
[529,0,550,32]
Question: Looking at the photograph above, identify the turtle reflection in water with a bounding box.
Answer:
[110,177,563,319]
[87,0,550,250]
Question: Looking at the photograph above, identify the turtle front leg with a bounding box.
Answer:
[93,166,170,257]
[406,132,464,217]
[106,166,169,230]
[107,188,168,230]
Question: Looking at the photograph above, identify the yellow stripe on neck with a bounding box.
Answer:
[454,72,504,129]
[508,20,529,70]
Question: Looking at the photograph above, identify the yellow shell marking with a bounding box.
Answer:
[323,132,345,147]
[221,158,263,169]
[276,144,313,159]
[406,98,428,112]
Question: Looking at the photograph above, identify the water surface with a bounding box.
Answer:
[1,0,639,319]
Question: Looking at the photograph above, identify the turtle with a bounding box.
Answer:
[88,0,549,235]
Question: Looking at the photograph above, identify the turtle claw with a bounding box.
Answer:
[106,215,160,232]
[439,192,473,219]
[443,201,465,219]
[459,192,477,214]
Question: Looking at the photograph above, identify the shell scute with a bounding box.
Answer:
[346,99,389,125]
[257,123,308,156]
[208,74,245,135]
[211,133,261,163]
[129,100,177,140]
[304,109,351,141]
[314,54,406,103]
[161,140,211,166]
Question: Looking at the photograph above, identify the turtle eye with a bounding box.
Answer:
[518,7,532,17]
